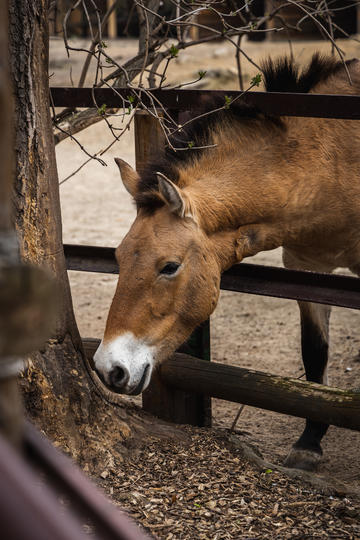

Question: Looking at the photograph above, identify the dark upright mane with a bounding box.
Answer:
[262,53,352,93]
[135,54,351,211]
[136,96,261,210]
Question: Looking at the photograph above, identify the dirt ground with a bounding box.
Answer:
[53,35,360,535]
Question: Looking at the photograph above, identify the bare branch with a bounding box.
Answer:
[53,0,359,174]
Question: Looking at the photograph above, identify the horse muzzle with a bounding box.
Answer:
[93,333,154,394]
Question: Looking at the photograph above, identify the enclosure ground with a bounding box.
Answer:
[54,36,360,537]
[91,425,360,539]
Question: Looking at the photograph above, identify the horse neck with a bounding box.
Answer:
[179,121,295,234]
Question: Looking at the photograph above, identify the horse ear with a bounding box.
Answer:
[114,158,139,197]
[156,172,196,221]
[156,172,184,216]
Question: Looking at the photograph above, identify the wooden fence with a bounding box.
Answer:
[53,86,360,430]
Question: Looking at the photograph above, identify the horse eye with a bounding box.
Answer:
[159,262,180,275]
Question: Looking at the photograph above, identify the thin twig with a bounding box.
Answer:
[49,91,106,167]
[230,405,245,433]
[78,0,120,88]
[56,0,357,158]
[235,33,244,92]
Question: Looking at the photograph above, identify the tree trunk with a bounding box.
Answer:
[7,0,124,457]
[7,1,182,468]
[0,0,21,447]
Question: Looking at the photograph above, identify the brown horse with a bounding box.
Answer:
[94,54,360,470]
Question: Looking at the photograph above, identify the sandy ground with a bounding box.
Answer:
[54,36,360,492]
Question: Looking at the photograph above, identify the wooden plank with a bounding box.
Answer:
[82,340,360,430]
[177,320,212,427]
[142,369,207,426]
[161,354,360,431]
[188,20,199,41]
[64,244,118,274]
[106,0,117,39]
[63,244,360,311]
[221,263,360,310]
[134,110,165,173]
[143,320,212,427]
[50,87,360,120]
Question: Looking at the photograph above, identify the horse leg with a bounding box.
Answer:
[282,249,332,470]
[284,301,331,470]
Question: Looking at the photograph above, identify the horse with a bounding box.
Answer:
[94,54,360,471]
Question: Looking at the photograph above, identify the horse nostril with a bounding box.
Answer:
[109,366,129,388]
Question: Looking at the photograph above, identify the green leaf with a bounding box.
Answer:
[188,141,194,149]
[100,41,107,48]
[198,70,207,79]
[170,44,179,58]
[105,57,113,64]
[127,95,135,104]
[194,502,201,508]
[224,95,232,109]
[97,103,107,116]
[265,468,273,474]
[251,73,262,87]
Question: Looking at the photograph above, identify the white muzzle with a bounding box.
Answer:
[93,333,155,395]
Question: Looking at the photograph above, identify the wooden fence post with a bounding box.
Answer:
[106,0,117,39]
[134,110,165,174]
[142,321,212,427]
[135,110,212,426]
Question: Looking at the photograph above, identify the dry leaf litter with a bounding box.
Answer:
[92,427,360,539]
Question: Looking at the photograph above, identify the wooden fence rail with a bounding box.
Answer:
[51,87,360,120]
[64,244,360,310]
[82,340,360,431]
[161,354,360,431]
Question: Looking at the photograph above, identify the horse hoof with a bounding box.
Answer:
[284,448,322,471]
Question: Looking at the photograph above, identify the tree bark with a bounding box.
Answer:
[7,0,99,450]
[0,0,23,448]
[6,1,184,467]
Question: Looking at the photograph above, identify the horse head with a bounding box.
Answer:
[94,158,240,394]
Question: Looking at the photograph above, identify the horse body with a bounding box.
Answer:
[94,55,360,470]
